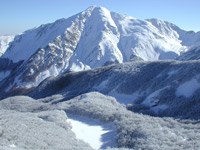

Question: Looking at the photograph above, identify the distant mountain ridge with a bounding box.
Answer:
[1,6,200,93]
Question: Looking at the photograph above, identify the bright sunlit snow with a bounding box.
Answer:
[67,115,116,150]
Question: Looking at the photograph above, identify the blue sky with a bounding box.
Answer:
[0,0,200,35]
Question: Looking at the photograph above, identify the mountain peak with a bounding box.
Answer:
[86,6,109,10]
[1,6,200,90]
[84,6,110,15]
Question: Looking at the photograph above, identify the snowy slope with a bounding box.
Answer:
[0,35,14,56]
[1,93,200,149]
[67,115,116,149]
[3,7,193,63]
[0,96,93,150]
[53,92,200,149]
[2,6,94,63]
[25,60,200,119]
[1,6,200,90]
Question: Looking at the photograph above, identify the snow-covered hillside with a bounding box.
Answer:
[0,96,93,150]
[1,6,200,90]
[0,35,14,56]
[1,93,200,150]
[24,60,200,120]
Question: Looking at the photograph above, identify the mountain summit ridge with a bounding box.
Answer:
[1,6,200,91]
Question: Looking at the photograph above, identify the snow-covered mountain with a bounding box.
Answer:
[1,6,200,93]
[1,6,200,150]
[0,35,14,56]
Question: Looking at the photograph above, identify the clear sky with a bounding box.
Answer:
[0,0,200,35]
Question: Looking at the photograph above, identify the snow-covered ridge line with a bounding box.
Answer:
[1,6,200,91]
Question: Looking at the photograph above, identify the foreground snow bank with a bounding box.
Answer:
[67,115,116,150]
[59,92,200,150]
[0,96,92,150]
[1,93,200,150]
